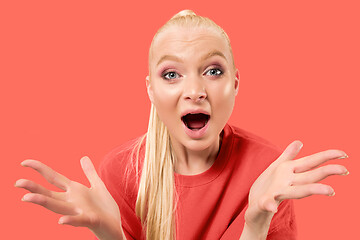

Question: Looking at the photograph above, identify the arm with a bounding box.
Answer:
[15,156,127,240]
[239,213,274,240]
[240,140,349,240]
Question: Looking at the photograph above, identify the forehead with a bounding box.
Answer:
[151,26,231,67]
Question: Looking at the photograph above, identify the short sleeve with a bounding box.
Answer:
[267,199,297,240]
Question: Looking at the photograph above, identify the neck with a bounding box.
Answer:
[171,135,222,175]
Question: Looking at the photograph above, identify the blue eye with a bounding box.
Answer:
[206,68,223,76]
[163,71,179,80]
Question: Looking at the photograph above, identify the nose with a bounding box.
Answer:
[183,76,207,102]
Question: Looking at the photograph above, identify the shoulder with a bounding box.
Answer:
[228,124,281,153]
[98,135,146,197]
[223,124,283,178]
[99,137,146,238]
[226,124,282,160]
[225,126,297,237]
[100,135,146,173]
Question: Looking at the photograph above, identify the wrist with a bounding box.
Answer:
[243,206,275,237]
[91,217,125,240]
[92,227,125,240]
[240,222,269,240]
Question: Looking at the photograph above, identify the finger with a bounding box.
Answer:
[21,160,71,191]
[292,164,349,185]
[80,156,101,188]
[21,193,78,215]
[59,212,100,229]
[293,150,348,173]
[15,179,65,201]
[274,140,303,166]
[276,183,335,201]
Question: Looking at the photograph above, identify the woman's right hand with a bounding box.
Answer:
[15,156,126,240]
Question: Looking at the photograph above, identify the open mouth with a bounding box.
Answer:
[181,113,210,131]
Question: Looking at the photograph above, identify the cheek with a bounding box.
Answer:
[212,80,235,104]
[153,85,179,108]
[210,81,236,118]
[152,84,181,124]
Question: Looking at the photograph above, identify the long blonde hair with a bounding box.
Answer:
[134,9,235,239]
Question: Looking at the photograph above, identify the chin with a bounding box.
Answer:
[183,134,219,152]
[166,116,223,153]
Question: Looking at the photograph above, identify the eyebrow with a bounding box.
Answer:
[156,50,227,67]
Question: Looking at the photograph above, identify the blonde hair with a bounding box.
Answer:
[148,10,236,77]
[134,9,235,239]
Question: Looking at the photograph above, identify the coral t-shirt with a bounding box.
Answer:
[98,124,297,239]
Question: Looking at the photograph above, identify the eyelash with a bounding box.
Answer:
[162,68,223,81]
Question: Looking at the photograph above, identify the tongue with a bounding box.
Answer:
[187,119,206,129]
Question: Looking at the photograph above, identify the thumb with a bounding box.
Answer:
[80,156,101,188]
[59,213,99,228]
[262,197,279,213]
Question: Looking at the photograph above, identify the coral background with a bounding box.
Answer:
[1,0,359,239]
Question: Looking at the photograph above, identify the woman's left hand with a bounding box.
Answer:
[244,140,349,234]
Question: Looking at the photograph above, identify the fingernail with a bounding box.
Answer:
[339,154,349,159]
[328,191,335,196]
[14,179,22,187]
[342,170,349,176]
[22,194,30,201]
[58,219,64,225]
[80,156,89,163]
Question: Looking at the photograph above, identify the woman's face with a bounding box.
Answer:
[147,26,239,152]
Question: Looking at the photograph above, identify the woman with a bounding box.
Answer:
[16,10,349,240]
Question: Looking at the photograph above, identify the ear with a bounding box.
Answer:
[234,69,240,96]
[146,75,154,103]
